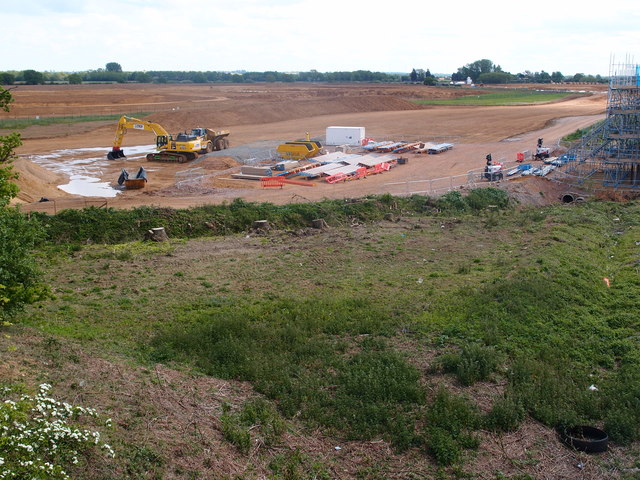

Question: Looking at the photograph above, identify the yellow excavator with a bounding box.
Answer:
[107,115,230,163]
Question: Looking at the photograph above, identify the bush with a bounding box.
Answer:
[424,388,479,465]
[436,191,468,213]
[439,343,500,386]
[464,187,509,211]
[425,388,479,435]
[435,188,509,214]
[0,208,49,320]
[427,426,461,466]
[506,356,587,427]
[604,409,639,445]
[484,394,527,432]
[0,383,114,479]
[67,73,83,85]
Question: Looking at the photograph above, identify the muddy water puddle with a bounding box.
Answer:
[29,145,155,197]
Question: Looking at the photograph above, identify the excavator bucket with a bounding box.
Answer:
[107,149,126,160]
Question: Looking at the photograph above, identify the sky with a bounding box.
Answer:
[2,0,639,76]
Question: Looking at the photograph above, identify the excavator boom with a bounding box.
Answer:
[108,116,171,160]
[107,116,230,163]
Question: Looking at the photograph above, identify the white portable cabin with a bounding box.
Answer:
[326,126,365,146]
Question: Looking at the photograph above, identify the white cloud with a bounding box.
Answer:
[2,0,638,75]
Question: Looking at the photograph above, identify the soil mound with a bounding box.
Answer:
[11,157,70,203]
[145,96,421,131]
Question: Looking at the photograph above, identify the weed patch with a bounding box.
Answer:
[151,297,424,448]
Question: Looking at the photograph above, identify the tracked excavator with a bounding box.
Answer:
[107,115,230,163]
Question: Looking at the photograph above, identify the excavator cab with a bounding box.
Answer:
[157,135,169,148]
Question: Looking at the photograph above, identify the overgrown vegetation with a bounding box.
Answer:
[30,188,509,244]
[8,191,640,477]
[220,398,286,454]
[560,120,605,146]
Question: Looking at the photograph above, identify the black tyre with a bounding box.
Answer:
[558,426,608,453]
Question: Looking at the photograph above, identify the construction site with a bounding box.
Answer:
[5,78,640,480]
[556,57,640,190]
[3,81,611,212]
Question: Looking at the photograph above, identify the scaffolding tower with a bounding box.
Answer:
[564,56,640,188]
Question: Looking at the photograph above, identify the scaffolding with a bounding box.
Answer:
[563,56,640,189]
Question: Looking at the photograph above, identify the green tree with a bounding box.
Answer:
[410,68,417,82]
[67,73,83,84]
[0,87,48,319]
[423,69,436,86]
[535,70,551,83]
[105,62,122,72]
[0,72,15,85]
[190,71,208,83]
[129,71,152,83]
[455,59,503,83]
[551,71,564,83]
[478,72,513,84]
[22,69,44,85]
[0,88,20,204]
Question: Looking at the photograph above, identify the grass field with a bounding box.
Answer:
[4,193,640,478]
[0,113,150,130]
[414,89,576,106]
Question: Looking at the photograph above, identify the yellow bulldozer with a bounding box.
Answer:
[107,115,230,163]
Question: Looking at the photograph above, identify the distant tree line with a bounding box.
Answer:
[449,59,608,85]
[0,63,403,85]
[0,60,609,86]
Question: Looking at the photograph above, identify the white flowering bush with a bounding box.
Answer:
[0,383,115,479]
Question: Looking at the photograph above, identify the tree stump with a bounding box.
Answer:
[145,227,169,242]
[311,218,328,230]
[252,220,270,231]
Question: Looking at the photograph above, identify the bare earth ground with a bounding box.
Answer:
[2,83,607,210]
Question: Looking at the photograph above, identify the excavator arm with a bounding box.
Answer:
[107,116,171,160]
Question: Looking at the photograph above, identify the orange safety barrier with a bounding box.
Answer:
[325,172,349,184]
[261,176,285,188]
[370,162,391,174]
[280,178,314,187]
[352,167,368,180]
